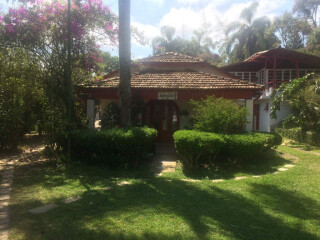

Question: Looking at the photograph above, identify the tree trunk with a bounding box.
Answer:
[118,0,131,127]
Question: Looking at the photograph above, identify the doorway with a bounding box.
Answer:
[143,100,180,142]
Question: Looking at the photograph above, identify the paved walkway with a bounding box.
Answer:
[0,145,45,240]
[0,159,15,240]
[150,143,177,176]
[182,151,299,183]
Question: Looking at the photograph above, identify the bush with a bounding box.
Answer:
[275,127,320,147]
[100,102,120,129]
[191,96,248,134]
[69,127,157,167]
[174,130,225,171]
[222,132,282,161]
[174,130,282,171]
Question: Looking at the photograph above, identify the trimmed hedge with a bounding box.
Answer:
[174,130,225,170]
[174,130,282,171]
[221,132,282,160]
[275,127,320,147]
[69,127,157,167]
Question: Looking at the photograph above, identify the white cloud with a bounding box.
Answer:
[132,21,160,42]
[131,0,293,57]
[146,0,164,6]
[157,0,291,41]
[177,0,200,4]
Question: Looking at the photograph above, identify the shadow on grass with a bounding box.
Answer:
[182,149,292,180]
[9,161,320,240]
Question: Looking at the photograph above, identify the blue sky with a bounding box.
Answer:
[0,0,295,58]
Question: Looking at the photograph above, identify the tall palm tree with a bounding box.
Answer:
[152,26,176,54]
[118,0,131,127]
[222,1,279,62]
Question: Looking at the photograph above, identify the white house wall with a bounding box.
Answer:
[259,100,271,132]
[270,101,291,129]
[245,99,253,131]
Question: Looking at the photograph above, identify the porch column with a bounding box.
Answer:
[273,55,276,89]
[245,99,253,131]
[87,99,95,129]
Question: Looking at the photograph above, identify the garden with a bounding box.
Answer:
[1,0,320,239]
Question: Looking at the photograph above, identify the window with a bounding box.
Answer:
[243,72,250,81]
[250,72,257,83]
[299,70,306,78]
[283,70,290,81]
[259,70,265,85]
[268,70,274,83]
[276,70,282,81]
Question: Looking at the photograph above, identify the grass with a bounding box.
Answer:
[8,146,320,240]
[282,138,320,153]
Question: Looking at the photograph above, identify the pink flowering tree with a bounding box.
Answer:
[0,0,120,149]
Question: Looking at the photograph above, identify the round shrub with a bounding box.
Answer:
[191,96,248,134]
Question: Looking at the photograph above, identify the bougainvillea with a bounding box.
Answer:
[0,0,124,150]
[0,0,119,72]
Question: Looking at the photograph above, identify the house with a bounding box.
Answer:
[220,47,320,132]
[79,52,263,142]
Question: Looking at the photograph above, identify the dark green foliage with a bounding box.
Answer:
[271,75,320,132]
[100,102,120,129]
[276,127,320,147]
[221,132,282,161]
[0,49,45,150]
[68,127,157,167]
[174,130,282,171]
[191,96,248,134]
[99,52,120,74]
[100,97,145,129]
[174,130,225,171]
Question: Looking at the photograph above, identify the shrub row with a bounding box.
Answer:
[275,127,320,147]
[69,127,157,167]
[174,130,282,171]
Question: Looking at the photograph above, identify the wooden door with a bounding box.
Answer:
[143,100,180,142]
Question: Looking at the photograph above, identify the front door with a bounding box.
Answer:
[143,100,180,142]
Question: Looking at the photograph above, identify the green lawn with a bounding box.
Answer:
[9,146,320,240]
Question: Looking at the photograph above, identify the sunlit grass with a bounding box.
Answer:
[8,145,320,240]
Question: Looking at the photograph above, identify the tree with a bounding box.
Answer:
[118,0,131,127]
[0,0,118,149]
[273,12,307,49]
[0,48,44,150]
[306,27,320,54]
[151,25,219,63]
[271,74,320,132]
[293,0,320,28]
[152,26,178,55]
[191,96,248,134]
[220,1,279,62]
[99,51,119,74]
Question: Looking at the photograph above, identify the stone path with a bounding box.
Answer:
[182,151,299,184]
[150,143,177,176]
[0,142,46,240]
[0,160,15,240]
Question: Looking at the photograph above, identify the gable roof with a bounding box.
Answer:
[138,52,205,63]
[244,47,320,67]
[83,71,263,90]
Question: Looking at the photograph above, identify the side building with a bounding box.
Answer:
[220,47,320,132]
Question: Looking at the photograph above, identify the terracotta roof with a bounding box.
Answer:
[138,52,205,63]
[245,47,320,67]
[83,71,263,90]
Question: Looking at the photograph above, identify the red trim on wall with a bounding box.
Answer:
[80,88,259,101]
